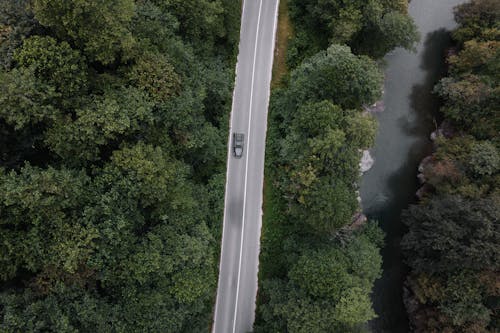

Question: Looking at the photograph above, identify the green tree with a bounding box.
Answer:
[289,248,353,300]
[258,231,382,332]
[44,87,154,163]
[453,0,500,43]
[0,0,235,331]
[126,51,180,103]
[357,10,420,58]
[33,0,136,64]
[334,287,376,326]
[402,195,500,273]
[155,0,225,47]
[0,165,96,281]
[15,35,88,106]
[467,141,499,177]
[288,0,418,59]
[292,177,358,233]
[289,44,383,109]
[439,271,491,327]
[0,66,60,129]
[0,0,39,69]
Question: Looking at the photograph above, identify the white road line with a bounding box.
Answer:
[212,0,249,330]
[232,0,263,332]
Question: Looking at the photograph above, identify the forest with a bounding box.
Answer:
[402,1,500,332]
[0,0,240,331]
[254,0,419,332]
[1,0,495,332]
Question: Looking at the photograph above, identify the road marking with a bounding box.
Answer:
[232,0,263,332]
[211,0,250,329]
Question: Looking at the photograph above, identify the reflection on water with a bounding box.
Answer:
[359,0,466,332]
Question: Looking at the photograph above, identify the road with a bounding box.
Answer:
[212,0,279,332]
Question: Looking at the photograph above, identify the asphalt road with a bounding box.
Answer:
[212,0,279,332]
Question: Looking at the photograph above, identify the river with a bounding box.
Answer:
[359,0,466,332]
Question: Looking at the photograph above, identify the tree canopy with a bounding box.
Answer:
[0,0,239,331]
[402,1,500,331]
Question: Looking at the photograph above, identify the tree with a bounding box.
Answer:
[33,0,136,64]
[294,177,358,233]
[257,232,382,332]
[453,0,500,43]
[439,271,491,327]
[15,35,88,106]
[288,0,418,59]
[289,248,353,300]
[0,165,96,281]
[292,101,346,138]
[0,0,39,69]
[334,287,377,326]
[0,67,60,129]
[0,0,236,331]
[126,51,180,103]
[402,195,500,273]
[155,0,225,47]
[44,87,154,163]
[357,10,419,58]
[467,141,499,177]
[289,44,383,109]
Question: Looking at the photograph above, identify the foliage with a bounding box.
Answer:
[0,0,239,331]
[33,0,136,64]
[434,8,499,139]
[0,0,40,69]
[289,44,383,109]
[402,1,500,331]
[126,51,181,103]
[0,66,61,129]
[288,0,419,62]
[15,35,88,106]
[256,228,382,333]
[254,0,397,329]
[452,0,500,43]
[402,195,499,273]
[154,0,225,48]
[45,87,155,163]
[0,165,95,281]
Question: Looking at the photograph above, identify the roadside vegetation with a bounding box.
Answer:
[255,0,419,332]
[0,0,239,331]
[402,1,500,331]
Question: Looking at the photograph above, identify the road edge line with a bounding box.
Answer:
[232,0,264,332]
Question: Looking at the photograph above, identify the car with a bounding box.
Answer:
[233,133,244,158]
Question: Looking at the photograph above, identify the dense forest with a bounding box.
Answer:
[0,0,240,331]
[254,0,419,332]
[402,1,500,332]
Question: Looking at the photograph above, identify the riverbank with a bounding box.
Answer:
[359,0,468,331]
[254,0,422,331]
[401,1,499,331]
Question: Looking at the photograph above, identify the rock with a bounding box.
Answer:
[416,184,433,199]
[418,155,433,173]
[431,120,456,141]
[360,150,374,173]
[349,212,367,230]
[403,285,419,315]
[363,100,385,114]
[417,173,426,184]
[403,282,420,333]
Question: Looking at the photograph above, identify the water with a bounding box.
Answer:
[359,0,467,332]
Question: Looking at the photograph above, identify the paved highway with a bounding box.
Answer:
[212,0,279,332]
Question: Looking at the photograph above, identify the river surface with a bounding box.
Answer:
[359,0,466,332]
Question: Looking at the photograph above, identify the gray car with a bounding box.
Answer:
[233,133,244,158]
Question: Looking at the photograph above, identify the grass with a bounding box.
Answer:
[271,0,293,88]
[259,0,293,280]
[254,1,294,326]
[259,175,288,280]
